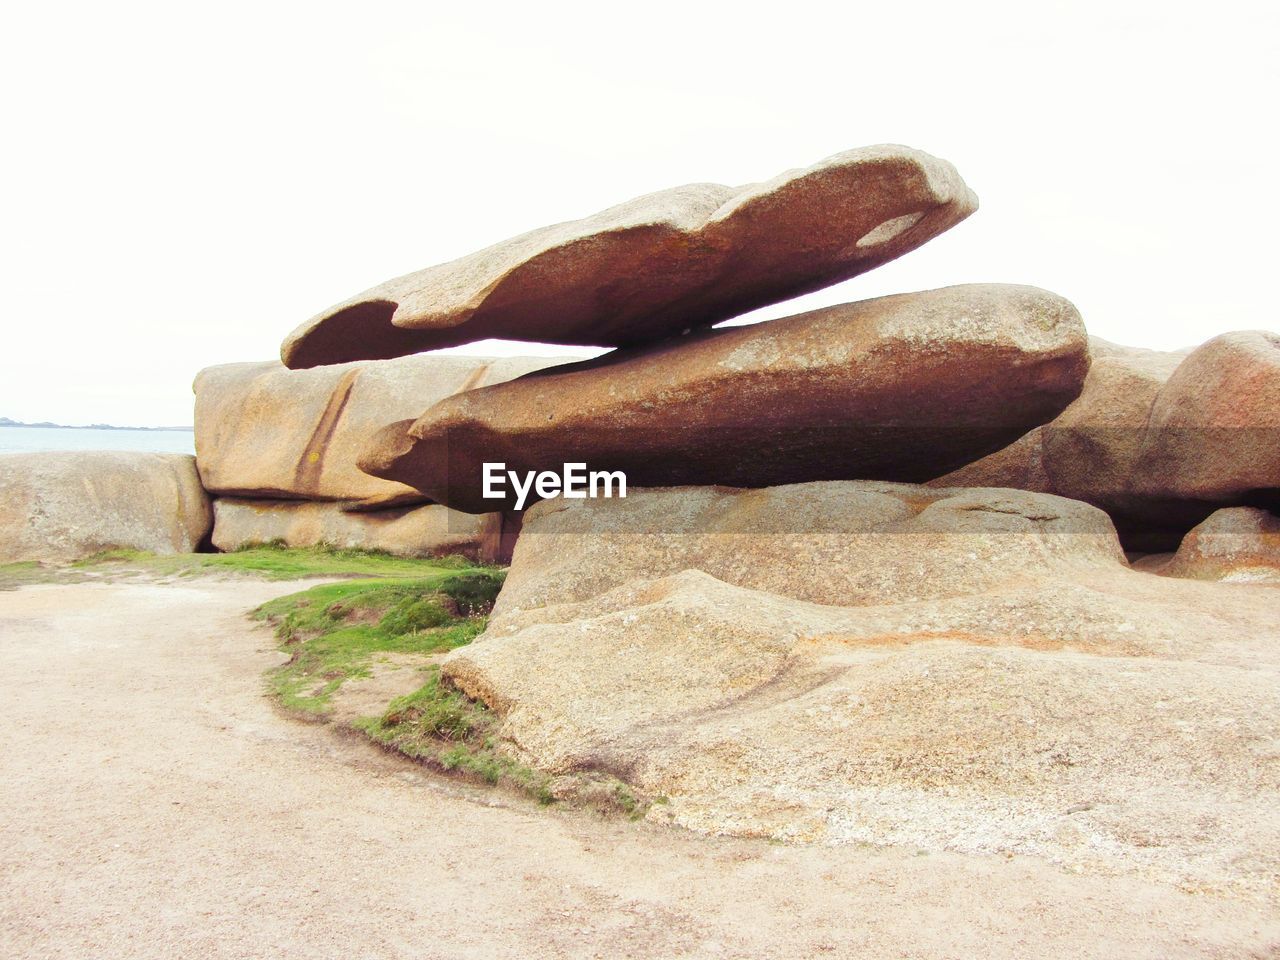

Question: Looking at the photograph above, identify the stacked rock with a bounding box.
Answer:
[5,143,1273,885]
[224,143,1280,878]
[278,145,1098,514]
[267,143,1278,558]
[192,354,569,562]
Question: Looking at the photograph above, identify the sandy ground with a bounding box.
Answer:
[1,579,1278,960]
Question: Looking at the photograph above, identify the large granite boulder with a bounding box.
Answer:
[442,483,1280,898]
[0,452,211,562]
[194,355,566,509]
[487,482,1125,616]
[934,338,1191,546]
[1131,330,1280,504]
[210,498,516,564]
[361,284,1088,513]
[935,332,1280,549]
[281,145,977,367]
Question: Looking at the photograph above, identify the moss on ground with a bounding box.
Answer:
[255,567,563,805]
[0,561,87,591]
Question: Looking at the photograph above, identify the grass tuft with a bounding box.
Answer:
[356,669,554,802]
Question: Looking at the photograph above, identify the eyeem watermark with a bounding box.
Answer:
[482,462,627,510]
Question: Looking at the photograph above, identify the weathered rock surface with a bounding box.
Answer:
[1137,507,1280,583]
[0,452,211,562]
[1043,339,1191,508]
[936,332,1280,549]
[487,481,1126,616]
[935,338,1187,490]
[281,145,978,367]
[194,355,567,507]
[1131,330,1280,504]
[210,498,515,563]
[363,285,1088,513]
[934,338,1193,548]
[442,482,1280,897]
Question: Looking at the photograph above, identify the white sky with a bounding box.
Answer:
[2,0,1277,426]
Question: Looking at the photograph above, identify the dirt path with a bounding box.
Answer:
[1,579,1277,959]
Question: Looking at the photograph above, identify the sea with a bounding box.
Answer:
[0,426,196,456]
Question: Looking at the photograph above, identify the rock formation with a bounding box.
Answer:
[1131,330,1280,505]
[0,452,211,562]
[7,137,1280,901]
[933,338,1193,547]
[933,333,1280,549]
[281,145,977,367]
[486,481,1124,615]
[192,354,564,561]
[1136,506,1280,583]
[194,354,567,508]
[210,498,513,564]
[443,483,1280,896]
[361,284,1088,513]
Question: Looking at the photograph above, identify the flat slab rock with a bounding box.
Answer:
[281,144,977,366]
[194,355,568,508]
[444,482,1280,900]
[0,452,211,562]
[361,284,1088,513]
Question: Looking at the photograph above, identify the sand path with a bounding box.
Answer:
[1,579,1277,959]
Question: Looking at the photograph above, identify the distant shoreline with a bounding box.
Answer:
[0,420,193,432]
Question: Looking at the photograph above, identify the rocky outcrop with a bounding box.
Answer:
[934,338,1194,548]
[362,285,1088,513]
[487,481,1125,616]
[281,145,977,367]
[194,354,566,508]
[210,498,516,563]
[442,482,1280,896]
[1131,330,1280,504]
[0,452,211,561]
[1137,507,1280,584]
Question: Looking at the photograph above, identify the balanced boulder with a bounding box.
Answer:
[361,284,1088,513]
[281,145,977,367]
[442,482,1280,896]
[0,452,211,562]
[194,354,566,508]
[210,498,514,563]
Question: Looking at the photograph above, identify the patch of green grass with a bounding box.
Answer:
[256,562,652,815]
[613,783,639,815]
[257,569,504,716]
[67,543,480,581]
[257,567,563,805]
[355,668,555,804]
[0,561,81,591]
